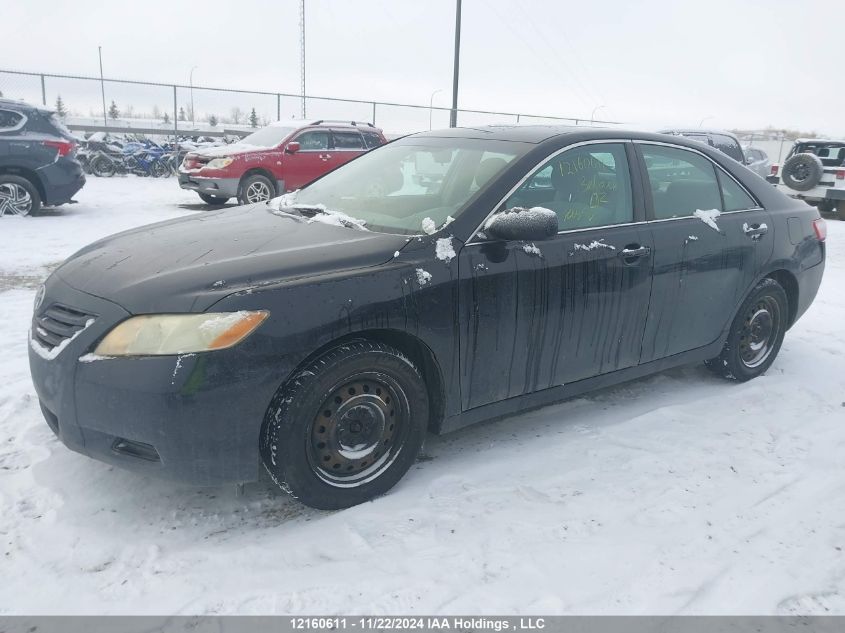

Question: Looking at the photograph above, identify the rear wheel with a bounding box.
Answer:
[705,278,788,382]
[0,176,41,217]
[91,156,115,177]
[237,174,274,205]
[261,340,429,510]
[198,193,230,205]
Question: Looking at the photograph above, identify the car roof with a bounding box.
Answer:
[659,128,739,139]
[409,124,731,148]
[794,138,845,145]
[270,119,383,132]
[0,97,44,113]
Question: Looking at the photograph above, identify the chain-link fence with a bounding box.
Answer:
[0,68,620,138]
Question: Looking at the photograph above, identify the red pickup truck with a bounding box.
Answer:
[178,120,386,205]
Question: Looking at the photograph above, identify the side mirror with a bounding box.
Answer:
[485,207,558,242]
[285,141,301,154]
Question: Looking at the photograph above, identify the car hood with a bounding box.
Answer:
[54,204,408,313]
[189,143,275,158]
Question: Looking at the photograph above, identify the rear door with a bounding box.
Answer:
[330,130,367,170]
[635,141,773,362]
[283,128,331,190]
[458,141,654,410]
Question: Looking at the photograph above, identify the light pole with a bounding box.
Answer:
[449,0,462,128]
[189,65,198,125]
[429,89,443,130]
[699,115,714,128]
[590,105,606,124]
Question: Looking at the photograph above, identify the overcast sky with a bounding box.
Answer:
[2,0,843,135]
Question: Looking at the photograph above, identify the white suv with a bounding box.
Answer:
[768,139,845,220]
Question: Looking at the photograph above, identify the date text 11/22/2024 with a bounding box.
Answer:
[290,617,547,630]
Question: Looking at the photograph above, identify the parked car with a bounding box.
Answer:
[743,146,771,178]
[659,128,747,164]
[30,126,825,509]
[767,139,845,220]
[0,98,84,216]
[178,119,387,205]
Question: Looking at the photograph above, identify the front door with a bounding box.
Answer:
[635,142,774,362]
[283,129,332,191]
[458,142,654,411]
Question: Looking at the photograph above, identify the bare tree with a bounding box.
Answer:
[230,107,243,125]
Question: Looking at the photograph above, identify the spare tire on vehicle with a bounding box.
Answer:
[781,152,823,191]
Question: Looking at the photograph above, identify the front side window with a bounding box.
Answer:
[504,143,633,231]
[641,145,722,219]
[333,131,364,150]
[295,130,329,151]
[0,109,24,131]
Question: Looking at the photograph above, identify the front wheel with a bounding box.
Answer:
[237,174,274,205]
[705,278,788,382]
[261,340,429,510]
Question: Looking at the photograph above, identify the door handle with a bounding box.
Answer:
[743,222,768,238]
[319,153,331,161]
[619,245,651,261]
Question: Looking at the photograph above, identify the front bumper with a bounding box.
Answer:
[28,275,290,486]
[178,173,240,199]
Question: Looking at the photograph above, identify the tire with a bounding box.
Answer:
[0,175,41,217]
[198,193,230,205]
[705,278,788,382]
[260,340,430,510]
[91,157,115,177]
[781,153,823,192]
[237,173,274,205]
[151,161,168,178]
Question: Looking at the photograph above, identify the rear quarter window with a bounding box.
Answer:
[362,131,384,149]
[711,134,744,163]
[0,109,25,131]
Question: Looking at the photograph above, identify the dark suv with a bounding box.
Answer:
[659,128,747,165]
[0,98,84,216]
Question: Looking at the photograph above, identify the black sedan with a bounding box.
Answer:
[28,126,826,509]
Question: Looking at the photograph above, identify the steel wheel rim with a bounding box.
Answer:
[246,181,271,203]
[0,183,33,216]
[739,296,780,368]
[307,372,409,488]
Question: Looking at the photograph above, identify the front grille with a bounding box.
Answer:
[33,304,95,350]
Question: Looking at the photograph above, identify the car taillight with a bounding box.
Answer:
[836,169,845,180]
[42,139,75,157]
[770,165,779,176]
[813,218,827,241]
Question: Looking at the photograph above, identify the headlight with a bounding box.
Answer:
[94,311,269,356]
[205,157,234,169]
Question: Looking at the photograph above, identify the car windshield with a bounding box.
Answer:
[281,138,524,234]
[240,126,297,148]
[794,142,845,167]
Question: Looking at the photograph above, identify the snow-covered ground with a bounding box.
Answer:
[1,177,843,615]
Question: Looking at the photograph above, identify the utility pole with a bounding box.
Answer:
[449,0,462,128]
[299,0,306,119]
[98,46,107,127]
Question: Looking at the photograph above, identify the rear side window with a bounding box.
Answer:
[711,134,744,162]
[718,171,756,211]
[333,131,364,150]
[294,130,329,150]
[0,109,25,131]
[641,145,722,219]
[362,132,384,149]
